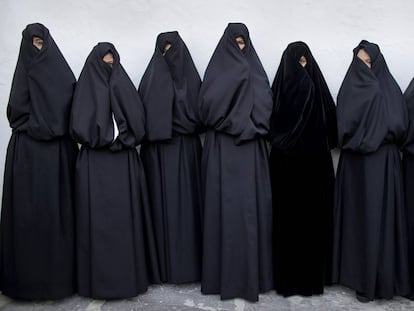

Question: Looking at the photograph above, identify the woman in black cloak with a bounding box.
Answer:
[269,42,337,297]
[70,43,159,299]
[138,31,202,284]
[402,78,414,300]
[199,23,273,302]
[0,23,78,300]
[333,40,410,302]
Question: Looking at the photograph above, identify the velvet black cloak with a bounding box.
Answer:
[269,41,337,297]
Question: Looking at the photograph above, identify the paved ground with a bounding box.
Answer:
[1,284,414,310]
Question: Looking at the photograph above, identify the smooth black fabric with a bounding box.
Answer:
[402,78,414,299]
[403,78,414,155]
[333,40,410,300]
[70,42,160,299]
[199,23,272,145]
[269,42,337,297]
[199,23,273,302]
[138,31,202,140]
[336,41,407,153]
[138,31,202,283]
[0,23,78,300]
[7,23,76,139]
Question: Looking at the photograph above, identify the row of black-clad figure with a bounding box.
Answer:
[1,22,414,304]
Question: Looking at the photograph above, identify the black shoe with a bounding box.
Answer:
[356,292,371,303]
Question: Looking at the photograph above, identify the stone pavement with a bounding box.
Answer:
[1,284,413,310]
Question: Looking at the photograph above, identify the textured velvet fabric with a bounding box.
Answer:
[269,42,337,297]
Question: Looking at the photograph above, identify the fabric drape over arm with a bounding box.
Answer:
[138,31,202,141]
[199,23,273,144]
[337,40,407,153]
[269,41,337,151]
[403,78,414,154]
[7,23,76,140]
[70,42,145,150]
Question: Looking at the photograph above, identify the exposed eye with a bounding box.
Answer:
[103,53,114,64]
[357,49,371,68]
[299,56,307,67]
[235,36,246,50]
[162,43,172,56]
[32,37,43,50]
[363,58,371,68]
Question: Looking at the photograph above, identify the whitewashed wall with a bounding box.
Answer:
[1,0,414,196]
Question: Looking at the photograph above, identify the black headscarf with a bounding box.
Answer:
[269,41,337,151]
[337,40,408,153]
[138,31,202,141]
[70,42,145,150]
[403,78,414,154]
[199,23,273,144]
[7,23,76,140]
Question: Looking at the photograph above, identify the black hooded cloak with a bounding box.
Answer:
[269,41,337,297]
[70,42,159,299]
[333,40,410,300]
[138,31,202,284]
[402,78,414,299]
[0,23,78,300]
[199,23,273,302]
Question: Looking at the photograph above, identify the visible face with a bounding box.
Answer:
[103,52,114,64]
[162,43,172,56]
[299,56,307,67]
[357,48,371,68]
[32,36,43,50]
[235,36,245,50]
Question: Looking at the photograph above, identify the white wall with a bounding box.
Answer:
[0,0,414,193]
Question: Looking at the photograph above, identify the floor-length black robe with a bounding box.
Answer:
[138,32,202,284]
[199,23,273,302]
[402,78,414,299]
[70,43,159,299]
[0,23,78,300]
[269,42,337,297]
[333,40,410,300]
